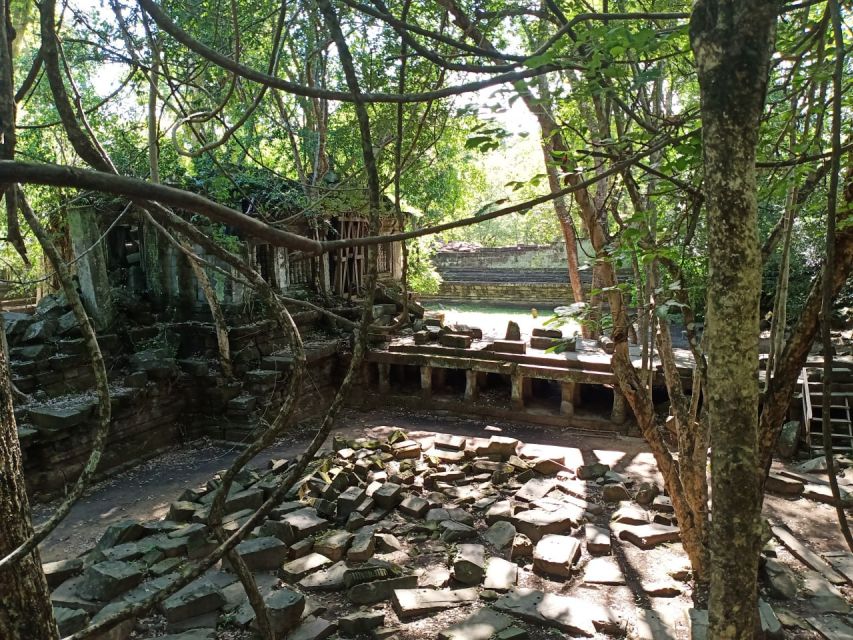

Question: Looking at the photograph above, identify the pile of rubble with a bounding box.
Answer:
[44,427,851,640]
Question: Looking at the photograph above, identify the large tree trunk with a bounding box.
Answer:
[0,316,59,640]
[690,2,778,638]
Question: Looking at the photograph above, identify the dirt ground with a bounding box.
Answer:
[34,407,853,639]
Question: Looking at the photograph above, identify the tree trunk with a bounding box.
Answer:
[0,315,59,640]
[690,2,778,637]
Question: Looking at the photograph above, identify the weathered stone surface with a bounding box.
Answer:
[440,520,478,542]
[162,580,226,622]
[280,553,333,581]
[496,627,529,640]
[97,520,145,549]
[576,462,609,480]
[585,524,611,555]
[375,533,403,553]
[287,617,336,640]
[475,436,519,458]
[618,523,680,549]
[29,402,94,431]
[373,482,403,509]
[758,599,783,640]
[762,558,797,599]
[438,607,514,640]
[484,557,518,591]
[485,500,514,525]
[54,606,89,636]
[634,482,660,505]
[314,530,353,561]
[440,333,473,348]
[612,504,650,525]
[348,529,376,562]
[807,614,853,640]
[339,609,385,636]
[453,544,485,584]
[281,507,330,541]
[602,483,631,502]
[772,526,846,585]
[338,487,367,520]
[483,521,516,549]
[802,570,850,613]
[158,631,216,640]
[533,535,580,577]
[89,601,137,640]
[168,501,200,522]
[259,588,306,635]
[513,505,582,542]
[392,439,422,459]
[232,536,288,570]
[348,575,418,604]
[511,533,534,560]
[494,588,619,637]
[434,434,467,451]
[399,495,429,518]
[76,561,144,601]
[392,588,479,620]
[44,558,84,588]
[515,478,556,502]
[299,561,348,591]
[583,556,624,585]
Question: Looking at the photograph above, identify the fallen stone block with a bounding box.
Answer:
[89,601,137,640]
[533,535,580,578]
[338,487,367,520]
[583,556,625,585]
[513,506,582,542]
[231,536,288,570]
[490,340,526,354]
[162,580,226,623]
[602,483,631,502]
[483,521,516,549]
[339,610,385,637]
[440,520,478,542]
[611,504,649,525]
[585,524,611,555]
[511,534,534,560]
[299,561,348,591]
[373,482,402,509]
[515,477,556,502]
[348,575,418,605]
[348,529,376,562]
[54,606,88,636]
[618,523,680,550]
[576,462,609,480]
[287,617,337,640]
[314,530,353,561]
[399,495,429,518]
[434,434,467,451]
[44,558,84,588]
[256,588,305,635]
[280,553,333,581]
[494,588,621,637]
[453,544,485,585]
[484,557,518,591]
[280,507,330,542]
[475,436,519,458]
[392,439,422,459]
[76,561,144,601]
[392,588,479,620]
[439,333,473,348]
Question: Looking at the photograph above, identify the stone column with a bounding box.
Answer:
[465,369,479,402]
[611,387,627,424]
[433,367,446,392]
[560,381,582,416]
[420,366,432,398]
[523,377,533,401]
[511,373,525,410]
[377,363,391,394]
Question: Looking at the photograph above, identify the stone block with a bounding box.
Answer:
[232,536,288,570]
[439,333,473,348]
[373,482,402,509]
[280,553,332,581]
[491,340,526,354]
[54,606,89,636]
[533,535,580,578]
[347,529,376,562]
[453,544,485,584]
[513,505,582,542]
[338,487,367,520]
[392,588,479,620]
[585,524,611,555]
[618,523,681,549]
[439,607,514,640]
[254,588,305,635]
[162,581,226,622]
[280,507,330,541]
[399,495,429,518]
[339,610,385,637]
[347,575,418,605]
[484,557,518,591]
[29,402,94,431]
[314,530,353,561]
[483,520,516,549]
[76,561,144,601]
[287,617,336,640]
[43,557,84,588]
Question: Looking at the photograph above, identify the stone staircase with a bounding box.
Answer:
[799,360,853,455]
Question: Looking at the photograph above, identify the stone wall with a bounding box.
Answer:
[8,296,346,498]
[426,282,576,306]
[433,242,594,271]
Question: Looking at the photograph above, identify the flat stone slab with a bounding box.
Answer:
[483,521,516,549]
[585,524,611,555]
[280,553,332,581]
[373,482,403,509]
[583,556,625,585]
[807,615,853,639]
[802,570,850,614]
[348,575,418,605]
[438,607,514,640]
[280,508,330,542]
[43,558,84,588]
[54,606,88,636]
[515,478,556,502]
[440,520,478,542]
[494,588,620,637]
[618,524,680,550]
[484,557,518,591]
[287,617,336,640]
[299,561,348,591]
[76,560,144,601]
[533,535,580,577]
[772,526,846,585]
[513,506,582,542]
[392,588,479,620]
[162,580,226,623]
[339,609,385,636]
[612,504,649,525]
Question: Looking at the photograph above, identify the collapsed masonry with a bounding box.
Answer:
[43,427,853,640]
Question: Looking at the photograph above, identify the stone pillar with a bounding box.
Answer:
[377,363,391,394]
[420,366,433,398]
[523,377,533,400]
[560,381,582,416]
[67,207,114,329]
[511,373,525,410]
[612,388,627,424]
[465,369,479,402]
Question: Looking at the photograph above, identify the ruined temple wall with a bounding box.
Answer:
[433,242,595,271]
[427,282,576,306]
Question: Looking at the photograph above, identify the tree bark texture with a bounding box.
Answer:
[690,2,778,637]
[0,315,59,640]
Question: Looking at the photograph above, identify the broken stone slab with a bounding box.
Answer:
[484,557,518,591]
[475,436,519,458]
[803,482,853,506]
[438,607,514,640]
[533,535,580,578]
[76,561,144,601]
[54,606,89,636]
[392,587,479,620]
[513,505,582,542]
[313,530,353,561]
[339,609,385,637]
[495,627,529,640]
[231,536,288,570]
[772,526,846,585]
[348,529,376,562]
[280,507,330,542]
[440,520,478,543]
[758,599,783,640]
[807,615,853,640]
[583,556,625,585]
[299,561,348,591]
[612,504,650,525]
[434,434,467,451]
[348,575,418,605]
[765,472,805,495]
[375,533,403,553]
[161,580,226,623]
[483,521,516,549]
[392,439,422,459]
[486,500,514,525]
[493,588,621,637]
[824,550,853,584]
[44,557,84,588]
[280,553,333,582]
[453,544,485,585]
[515,477,556,502]
[97,520,145,549]
[802,570,850,614]
[585,524,611,555]
[618,523,680,550]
